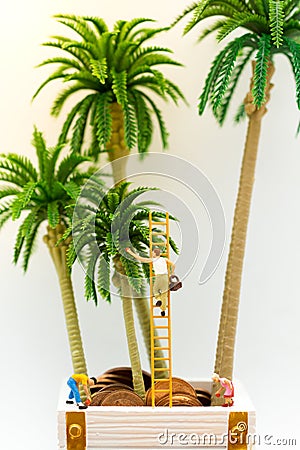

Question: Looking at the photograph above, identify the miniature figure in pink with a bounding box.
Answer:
[126,247,175,316]
[212,373,234,407]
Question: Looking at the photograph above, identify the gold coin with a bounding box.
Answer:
[91,383,132,406]
[196,393,211,406]
[195,388,211,398]
[101,389,145,406]
[156,392,202,407]
[172,394,202,407]
[97,367,151,391]
[146,377,197,406]
[91,390,110,406]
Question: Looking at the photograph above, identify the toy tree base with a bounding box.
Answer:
[58,379,255,449]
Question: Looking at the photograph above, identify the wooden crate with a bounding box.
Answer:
[57,379,255,449]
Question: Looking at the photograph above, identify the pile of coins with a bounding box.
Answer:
[90,367,151,406]
[90,368,211,407]
[145,377,210,407]
[91,384,145,406]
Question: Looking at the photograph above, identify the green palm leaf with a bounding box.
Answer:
[95,92,113,148]
[47,201,60,228]
[269,0,285,47]
[284,36,300,108]
[57,154,90,183]
[174,0,300,122]
[22,220,42,272]
[112,69,128,108]
[0,128,98,271]
[11,182,38,220]
[85,251,99,304]
[217,13,268,41]
[70,94,95,153]
[35,15,184,158]
[97,253,111,302]
[215,47,255,124]
[253,34,272,107]
[90,58,108,83]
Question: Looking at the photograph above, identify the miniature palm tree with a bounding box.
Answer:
[63,180,178,399]
[174,1,300,385]
[34,14,185,181]
[0,128,97,374]
[34,14,185,371]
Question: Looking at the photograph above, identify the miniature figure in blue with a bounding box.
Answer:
[66,374,96,409]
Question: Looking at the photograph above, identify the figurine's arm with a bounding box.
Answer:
[167,260,175,275]
[126,247,152,263]
[215,386,225,397]
[215,387,224,395]
[83,383,91,400]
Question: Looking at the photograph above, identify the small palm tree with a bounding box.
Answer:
[63,180,178,399]
[0,127,98,374]
[174,1,300,387]
[34,14,185,181]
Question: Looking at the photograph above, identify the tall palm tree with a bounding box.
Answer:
[174,1,300,389]
[34,15,185,363]
[63,179,178,399]
[33,15,185,180]
[0,127,98,374]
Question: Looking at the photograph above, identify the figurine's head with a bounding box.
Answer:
[152,248,161,258]
[212,373,220,383]
[88,377,97,386]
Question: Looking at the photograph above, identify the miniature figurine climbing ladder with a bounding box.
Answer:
[149,212,173,407]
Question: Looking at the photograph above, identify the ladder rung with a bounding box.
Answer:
[154,357,170,360]
[154,378,170,382]
[151,242,166,246]
[153,336,169,339]
[154,347,170,350]
[154,368,170,372]
[154,389,171,393]
[160,253,168,256]
[153,326,169,329]
[152,232,166,236]
[151,221,167,225]
[153,315,168,319]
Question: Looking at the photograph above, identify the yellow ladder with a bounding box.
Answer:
[149,212,172,407]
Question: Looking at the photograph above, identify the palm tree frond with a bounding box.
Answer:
[112,69,128,107]
[90,58,108,84]
[70,94,95,153]
[48,201,60,228]
[252,34,272,107]
[11,182,38,220]
[234,102,247,122]
[212,35,250,111]
[97,253,111,302]
[269,0,285,47]
[284,36,300,108]
[95,92,113,148]
[214,47,255,124]
[217,13,268,41]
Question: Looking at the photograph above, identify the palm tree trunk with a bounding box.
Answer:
[108,106,167,371]
[212,61,274,403]
[107,102,130,184]
[120,278,146,400]
[43,224,87,375]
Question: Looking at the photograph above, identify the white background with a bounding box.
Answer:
[0,0,299,449]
